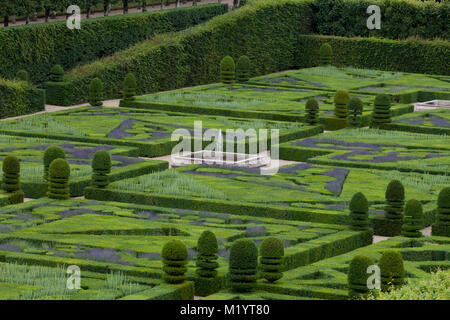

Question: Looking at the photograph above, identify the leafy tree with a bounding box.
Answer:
[2,155,21,193]
[228,238,258,292]
[259,237,284,283]
[43,146,66,181]
[349,192,370,231]
[370,94,391,128]
[196,231,219,278]
[305,98,319,125]
[334,89,350,119]
[92,150,111,188]
[47,159,70,200]
[347,97,363,127]
[162,240,189,284]
[385,180,405,222]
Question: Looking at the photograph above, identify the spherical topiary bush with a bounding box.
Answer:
[220,56,235,84]
[347,97,363,127]
[122,73,137,101]
[305,98,319,125]
[236,55,251,82]
[348,254,374,299]
[401,199,423,238]
[162,239,189,284]
[47,159,70,200]
[379,250,405,291]
[349,192,370,231]
[370,94,391,128]
[2,155,21,192]
[319,43,332,66]
[334,89,350,119]
[89,78,103,107]
[43,146,66,181]
[91,150,112,188]
[432,187,450,237]
[228,238,258,292]
[16,70,29,82]
[49,65,64,82]
[385,180,405,222]
[259,237,284,283]
[196,230,219,278]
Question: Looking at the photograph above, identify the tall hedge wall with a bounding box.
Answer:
[0,4,228,84]
[0,79,45,119]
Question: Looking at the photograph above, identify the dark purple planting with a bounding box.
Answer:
[107,119,137,139]
[278,163,313,174]
[58,208,105,219]
[430,116,450,127]
[246,226,267,237]
[323,168,350,196]
[0,243,21,252]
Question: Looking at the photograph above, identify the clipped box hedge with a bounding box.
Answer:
[0,79,45,119]
[0,4,228,84]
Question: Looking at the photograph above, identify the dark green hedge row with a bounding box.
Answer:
[0,4,228,84]
[379,123,450,135]
[311,0,449,40]
[0,79,45,119]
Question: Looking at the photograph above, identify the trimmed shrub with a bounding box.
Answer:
[334,89,350,119]
[228,238,258,293]
[0,78,45,119]
[220,56,235,84]
[347,97,363,127]
[319,43,332,65]
[385,180,405,222]
[259,237,284,283]
[305,98,319,125]
[16,70,29,83]
[236,55,251,82]
[370,94,391,128]
[401,199,423,238]
[2,155,21,192]
[348,254,374,299]
[89,78,104,107]
[122,73,137,101]
[349,192,370,231]
[92,151,112,188]
[49,65,64,82]
[432,187,450,237]
[162,239,189,284]
[196,230,219,278]
[47,159,70,200]
[43,146,66,182]
[379,250,405,292]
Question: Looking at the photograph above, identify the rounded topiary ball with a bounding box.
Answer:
[49,65,64,82]
[349,192,369,213]
[401,199,423,238]
[162,240,189,284]
[374,94,391,107]
[92,150,111,171]
[220,56,235,84]
[260,237,284,258]
[348,254,374,299]
[379,250,404,291]
[437,187,450,209]
[236,55,251,82]
[260,237,284,283]
[49,158,70,179]
[386,180,405,201]
[162,239,189,261]
[2,155,20,174]
[197,230,218,256]
[43,146,66,181]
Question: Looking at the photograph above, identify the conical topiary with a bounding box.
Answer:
[385,180,405,222]
[401,199,423,238]
[122,73,137,101]
[319,43,332,66]
[162,239,189,284]
[92,150,111,188]
[196,230,219,278]
[370,94,391,128]
[236,55,251,82]
[347,97,363,127]
[89,78,103,107]
[349,192,370,231]
[2,155,21,192]
[228,238,258,293]
[432,187,450,237]
[334,89,350,119]
[43,146,66,181]
[305,98,319,125]
[47,159,70,200]
[259,237,284,283]
[220,56,235,84]
[379,250,405,291]
[49,65,64,82]
[16,70,29,82]
[348,254,374,299]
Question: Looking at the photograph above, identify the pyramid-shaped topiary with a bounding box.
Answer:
[347,254,374,299]
[220,56,235,84]
[347,97,363,127]
[92,150,111,188]
[49,65,64,82]
[2,155,21,193]
[122,73,137,101]
[89,78,104,107]
[16,70,29,83]
[385,180,405,222]
[334,89,350,119]
[196,230,219,278]
[401,199,423,238]
[236,55,251,82]
[349,192,370,231]
[162,239,189,284]
[319,43,332,66]
[305,98,319,125]
[43,146,66,182]
[259,237,284,283]
[379,249,405,292]
[47,159,70,200]
[432,187,450,237]
[228,238,258,292]
[370,94,391,128]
